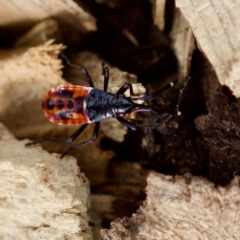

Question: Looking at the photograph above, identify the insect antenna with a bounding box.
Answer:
[131,82,175,101]
[175,77,191,115]
[133,78,190,129]
[127,82,175,129]
[58,51,84,70]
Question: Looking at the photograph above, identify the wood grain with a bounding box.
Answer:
[176,0,240,97]
[0,123,92,240]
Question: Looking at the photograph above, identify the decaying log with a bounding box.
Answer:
[101,172,240,239]
[0,122,91,239]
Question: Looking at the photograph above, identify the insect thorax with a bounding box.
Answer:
[87,88,135,122]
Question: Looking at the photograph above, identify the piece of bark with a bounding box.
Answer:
[90,194,117,240]
[91,161,148,239]
[14,18,63,48]
[195,114,240,186]
[175,0,240,97]
[170,7,195,83]
[190,51,240,185]
[0,40,67,139]
[0,122,92,240]
[152,0,166,31]
[0,0,96,36]
[101,172,240,239]
[152,1,195,83]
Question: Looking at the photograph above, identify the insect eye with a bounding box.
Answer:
[47,99,54,110]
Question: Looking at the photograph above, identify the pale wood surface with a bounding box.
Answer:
[153,0,166,31]
[101,172,240,239]
[0,40,67,139]
[170,8,195,83]
[0,123,92,240]
[154,0,195,83]
[176,0,240,97]
[0,0,96,34]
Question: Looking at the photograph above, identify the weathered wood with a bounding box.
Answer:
[0,123,92,239]
[170,8,195,82]
[0,40,66,139]
[0,0,96,34]
[176,0,240,97]
[154,1,195,82]
[152,0,166,31]
[101,172,240,239]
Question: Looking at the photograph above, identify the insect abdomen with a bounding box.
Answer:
[42,84,93,125]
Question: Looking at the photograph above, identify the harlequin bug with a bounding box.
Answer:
[26,57,174,158]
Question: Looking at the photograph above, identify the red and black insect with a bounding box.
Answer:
[26,61,173,158]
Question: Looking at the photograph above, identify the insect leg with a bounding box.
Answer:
[103,66,109,91]
[116,83,136,98]
[59,52,72,66]
[58,52,95,88]
[131,82,175,101]
[132,107,152,112]
[60,122,100,158]
[80,67,95,88]
[116,116,137,131]
[152,82,174,98]
[25,124,88,145]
